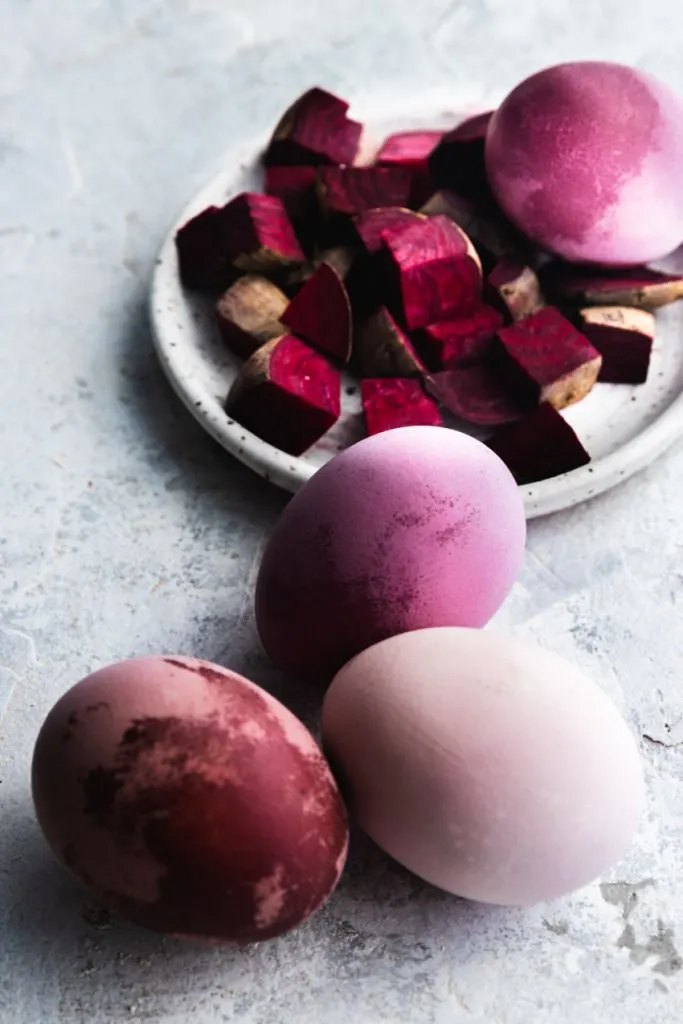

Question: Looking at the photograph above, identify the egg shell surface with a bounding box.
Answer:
[32,656,348,943]
[485,61,683,265]
[322,627,645,905]
[255,426,526,680]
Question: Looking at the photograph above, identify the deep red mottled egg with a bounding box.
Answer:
[32,656,348,943]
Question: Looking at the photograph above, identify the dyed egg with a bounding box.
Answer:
[32,656,348,942]
[255,426,525,680]
[322,628,644,905]
[486,62,683,265]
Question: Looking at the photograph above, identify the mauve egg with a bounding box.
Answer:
[322,628,644,905]
[486,62,683,265]
[255,426,525,681]
[32,656,348,942]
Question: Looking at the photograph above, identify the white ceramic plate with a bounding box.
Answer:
[150,99,683,518]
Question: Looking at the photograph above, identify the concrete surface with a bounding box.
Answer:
[1,2,683,1021]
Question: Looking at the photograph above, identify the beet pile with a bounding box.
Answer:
[175,87,683,485]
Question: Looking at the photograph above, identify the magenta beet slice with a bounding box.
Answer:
[414,304,503,371]
[376,130,444,207]
[427,112,494,200]
[280,262,352,362]
[264,88,363,167]
[425,365,531,426]
[488,403,590,483]
[381,214,482,330]
[225,334,341,455]
[540,264,683,310]
[264,166,318,237]
[356,306,426,377]
[361,378,443,435]
[487,259,544,321]
[354,207,425,255]
[317,166,414,217]
[496,307,602,410]
[223,193,305,274]
[578,307,655,384]
[175,206,233,292]
[216,275,289,359]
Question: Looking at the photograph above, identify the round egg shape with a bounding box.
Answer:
[255,426,525,680]
[32,656,348,943]
[485,61,683,265]
[322,628,645,905]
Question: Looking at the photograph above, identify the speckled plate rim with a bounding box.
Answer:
[149,101,683,519]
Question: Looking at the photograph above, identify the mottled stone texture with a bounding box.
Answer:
[1,1,683,1022]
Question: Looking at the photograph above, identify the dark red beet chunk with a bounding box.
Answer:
[356,306,426,377]
[223,193,305,273]
[414,304,503,370]
[354,207,425,255]
[264,88,363,167]
[496,307,602,411]
[264,166,319,241]
[488,403,590,483]
[226,335,341,455]
[427,112,494,200]
[487,259,544,321]
[376,130,444,207]
[175,206,232,292]
[216,275,289,359]
[317,166,414,217]
[578,307,655,384]
[381,214,482,330]
[361,378,443,435]
[425,365,530,426]
[540,264,683,310]
[421,189,526,270]
[281,262,352,362]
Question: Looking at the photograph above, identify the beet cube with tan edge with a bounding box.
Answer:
[281,262,352,363]
[487,259,544,322]
[361,378,443,435]
[578,307,655,384]
[425,365,531,426]
[317,166,415,217]
[495,307,602,411]
[540,264,683,311]
[216,275,289,360]
[225,335,341,455]
[414,305,503,371]
[264,88,363,167]
[427,112,494,200]
[356,306,426,377]
[175,206,232,292]
[488,403,591,483]
[223,193,305,274]
[382,215,482,331]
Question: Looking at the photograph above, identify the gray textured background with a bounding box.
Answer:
[2,2,683,1021]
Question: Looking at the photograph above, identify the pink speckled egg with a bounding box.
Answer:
[486,62,683,265]
[322,628,645,905]
[32,656,348,943]
[255,426,525,680]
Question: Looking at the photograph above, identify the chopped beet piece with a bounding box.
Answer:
[223,193,305,274]
[421,189,527,271]
[354,207,425,255]
[286,245,356,291]
[488,403,590,483]
[414,305,503,370]
[264,166,319,242]
[264,88,363,167]
[427,112,494,200]
[578,307,655,384]
[317,166,414,217]
[175,206,233,292]
[281,262,352,362]
[425,365,530,426]
[361,378,443,435]
[488,259,544,321]
[376,130,444,207]
[225,334,341,455]
[356,306,426,377]
[381,214,482,330]
[216,275,289,359]
[540,264,683,310]
[495,307,602,410]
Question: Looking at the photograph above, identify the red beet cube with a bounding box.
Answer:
[578,307,655,384]
[317,166,414,217]
[216,275,289,359]
[281,261,352,363]
[264,88,363,167]
[414,305,503,371]
[354,207,425,255]
[540,264,683,310]
[495,307,602,410]
[427,112,494,200]
[425,364,531,426]
[175,206,232,292]
[356,306,426,377]
[376,130,444,207]
[225,334,341,455]
[487,403,590,483]
[361,378,443,435]
[223,193,305,274]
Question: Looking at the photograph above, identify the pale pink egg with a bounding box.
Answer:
[255,426,525,680]
[486,62,683,265]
